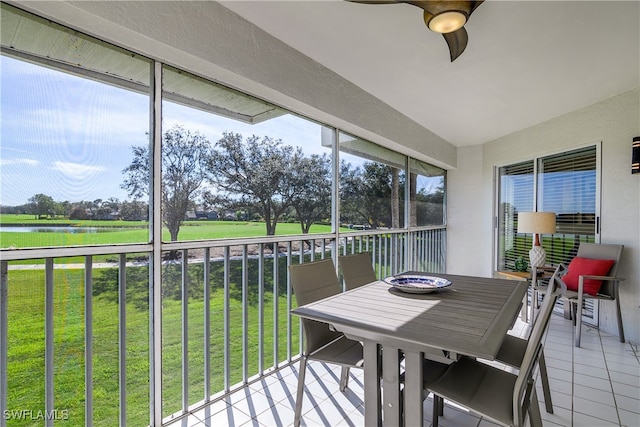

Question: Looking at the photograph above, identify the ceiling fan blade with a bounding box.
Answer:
[469,0,485,15]
[346,1,400,4]
[442,27,468,62]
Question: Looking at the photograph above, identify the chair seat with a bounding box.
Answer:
[495,334,527,368]
[426,356,517,426]
[423,358,452,383]
[311,335,364,368]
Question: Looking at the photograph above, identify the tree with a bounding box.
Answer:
[290,153,332,234]
[28,193,57,219]
[409,172,418,227]
[415,180,445,225]
[206,132,301,236]
[122,124,210,242]
[390,168,400,228]
[120,200,148,221]
[68,201,92,220]
[340,162,394,228]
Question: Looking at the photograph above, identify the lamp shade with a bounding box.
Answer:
[517,212,556,234]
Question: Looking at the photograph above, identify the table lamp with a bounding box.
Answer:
[517,212,556,268]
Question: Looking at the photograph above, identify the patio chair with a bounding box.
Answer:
[338,252,377,290]
[560,242,625,347]
[425,272,563,427]
[493,264,565,415]
[289,259,365,427]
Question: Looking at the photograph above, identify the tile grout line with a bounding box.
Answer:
[597,329,624,426]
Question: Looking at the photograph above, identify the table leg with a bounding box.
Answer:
[403,351,424,427]
[529,268,538,325]
[382,345,401,426]
[521,291,529,323]
[363,340,382,427]
[530,288,537,324]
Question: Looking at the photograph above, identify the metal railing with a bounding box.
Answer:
[0,226,446,426]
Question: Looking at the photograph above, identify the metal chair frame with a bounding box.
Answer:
[561,243,625,347]
[426,274,563,427]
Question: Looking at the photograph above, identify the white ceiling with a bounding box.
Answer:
[221,1,639,147]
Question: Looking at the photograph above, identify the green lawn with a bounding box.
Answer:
[6,266,299,426]
[0,214,334,249]
[1,214,353,425]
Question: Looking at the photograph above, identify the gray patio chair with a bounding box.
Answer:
[289,259,364,427]
[493,264,565,415]
[425,272,563,427]
[338,252,377,290]
[560,242,625,347]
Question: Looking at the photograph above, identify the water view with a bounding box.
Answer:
[0,226,122,233]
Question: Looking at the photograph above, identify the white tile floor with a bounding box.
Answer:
[171,313,640,427]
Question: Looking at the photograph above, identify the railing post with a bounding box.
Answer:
[119,254,127,425]
[203,248,211,401]
[84,256,93,427]
[0,261,7,427]
[223,247,230,391]
[258,243,265,375]
[273,242,280,364]
[44,258,54,427]
[181,249,189,413]
[242,245,249,383]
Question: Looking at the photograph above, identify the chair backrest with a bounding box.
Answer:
[289,259,343,354]
[576,243,624,297]
[338,252,377,290]
[513,268,563,424]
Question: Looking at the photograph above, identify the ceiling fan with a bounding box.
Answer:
[348,1,484,62]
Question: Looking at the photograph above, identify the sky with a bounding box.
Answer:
[1,54,438,207]
[0,56,329,206]
[1,56,149,206]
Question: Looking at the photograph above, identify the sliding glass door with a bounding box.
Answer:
[496,145,600,322]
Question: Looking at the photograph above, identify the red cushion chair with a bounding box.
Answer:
[560,243,624,347]
[563,257,615,296]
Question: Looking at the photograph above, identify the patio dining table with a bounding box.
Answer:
[291,272,528,427]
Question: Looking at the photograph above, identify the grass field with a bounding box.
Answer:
[1,214,320,425]
[6,264,298,426]
[0,214,335,250]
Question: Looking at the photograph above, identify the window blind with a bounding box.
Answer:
[497,146,598,322]
[497,146,597,271]
[538,146,597,266]
[497,160,534,271]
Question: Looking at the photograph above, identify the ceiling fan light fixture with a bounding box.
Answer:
[427,11,467,33]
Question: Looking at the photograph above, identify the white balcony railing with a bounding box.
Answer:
[0,226,445,426]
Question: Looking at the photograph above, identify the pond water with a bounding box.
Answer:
[0,226,122,233]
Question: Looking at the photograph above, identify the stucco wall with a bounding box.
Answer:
[448,88,640,344]
[446,145,486,276]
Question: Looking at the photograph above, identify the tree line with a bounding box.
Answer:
[2,194,148,221]
[2,124,444,240]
